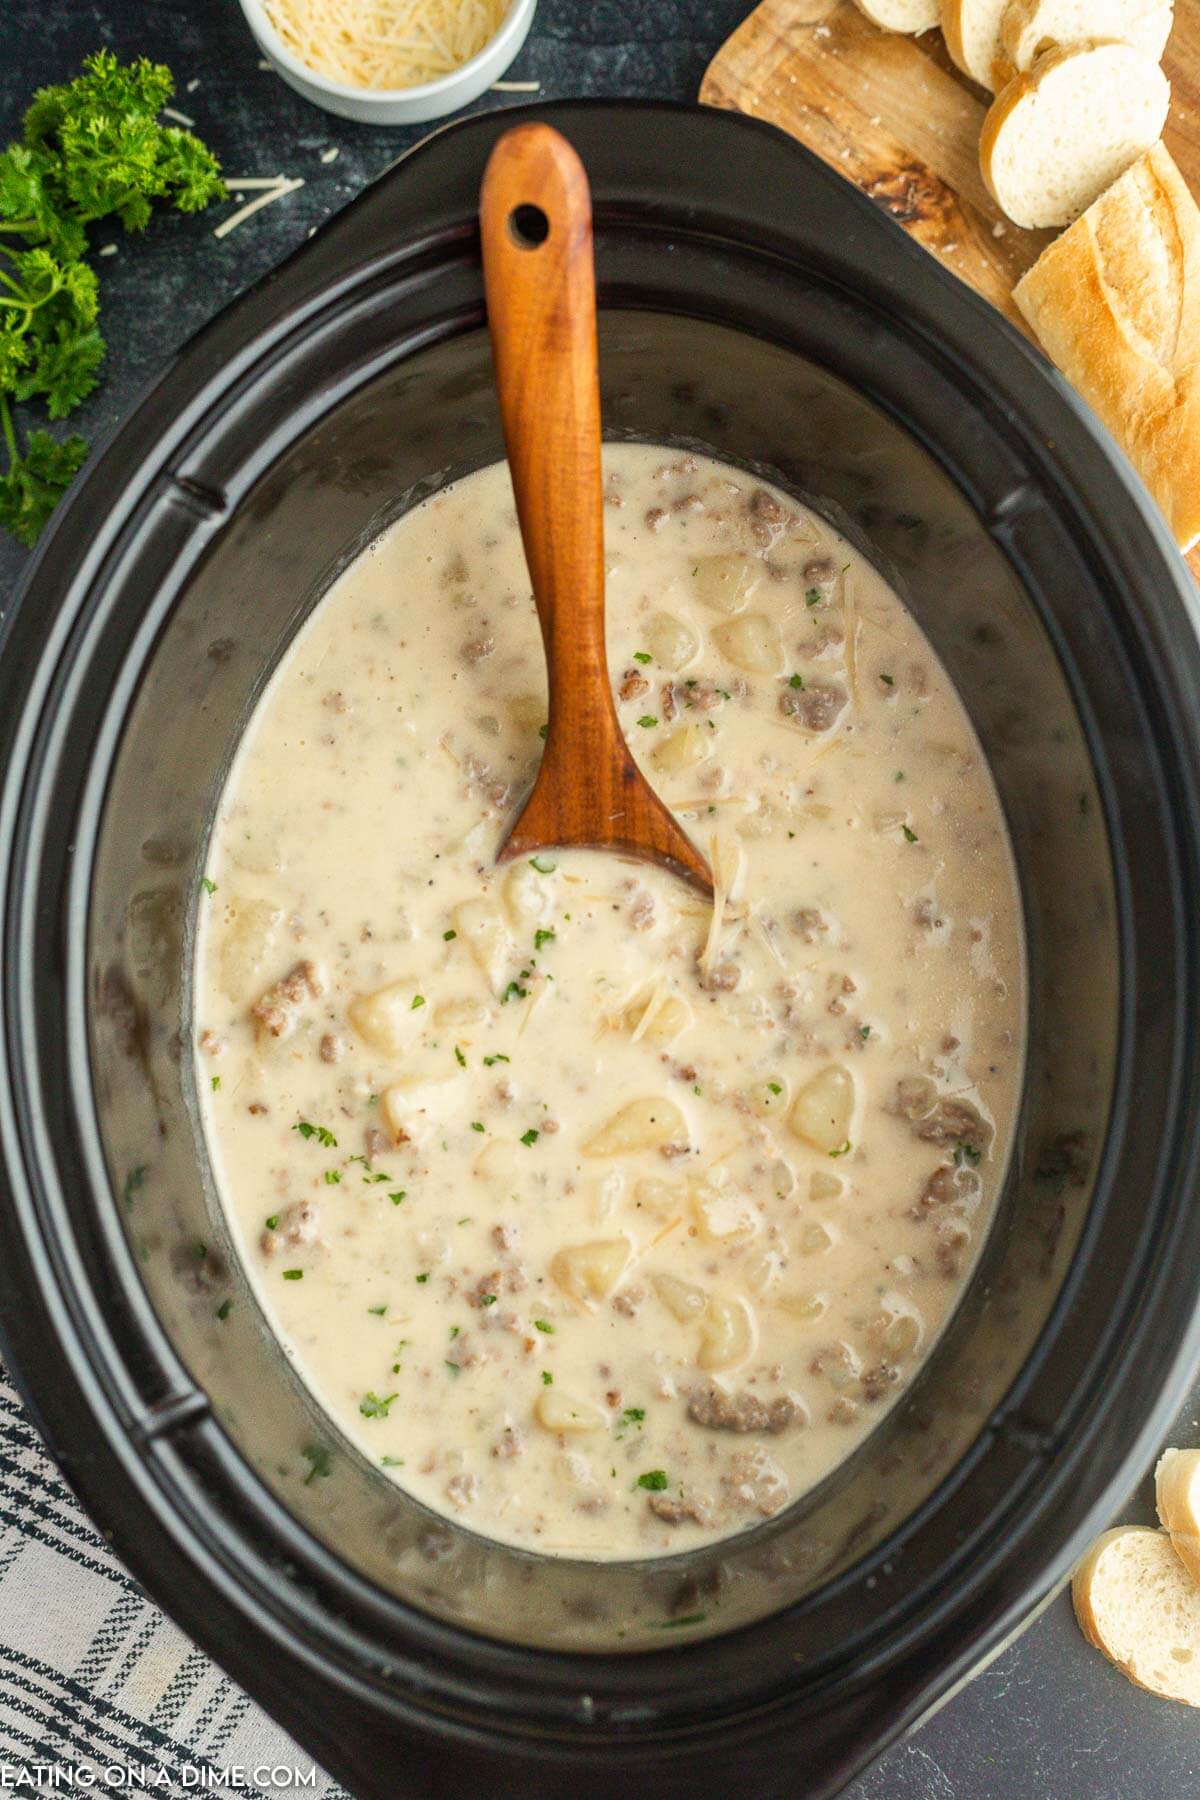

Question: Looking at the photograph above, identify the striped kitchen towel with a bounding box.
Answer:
[0,1363,345,1796]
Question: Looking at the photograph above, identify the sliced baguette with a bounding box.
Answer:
[1013,142,1200,549]
[998,0,1173,84]
[942,0,1011,88]
[1072,1526,1200,1705]
[980,41,1170,228]
[855,0,940,31]
[1156,1448,1200,1583]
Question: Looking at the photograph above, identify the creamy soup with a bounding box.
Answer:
[195,445,1024,1560]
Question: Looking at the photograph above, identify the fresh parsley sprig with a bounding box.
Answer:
[0,50,224,545]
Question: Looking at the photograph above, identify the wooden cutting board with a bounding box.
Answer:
[700,0,1200,330]
[700,0,1200,575]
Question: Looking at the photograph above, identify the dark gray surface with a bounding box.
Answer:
[2,3,1198,1794]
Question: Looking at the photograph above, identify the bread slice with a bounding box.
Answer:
[1013,143,1200,549]
[942,0,1010,88]
[999,0,1173,83]
[1072,1526,1200,1705]
[980,41,1170,228]
[1156,1449,1200,1582]
[854,0,940,33]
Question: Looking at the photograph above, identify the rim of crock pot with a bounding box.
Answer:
[0,101,1199,1785]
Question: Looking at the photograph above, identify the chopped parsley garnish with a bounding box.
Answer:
[530,856,556,874]
[520,1128,539,1147]
[200,877,216,895]
[636,715,658,729]
[894,770,906,783]
[390,1191,406,1206]
[767,1081,782,1096]
[215,1298,232,1321]
[367,1304,387,1316]
[788,672,804,689]
[359,1390,398,1419]
[381,1455,404,1468]
[860,1025,871,1040]
[805,587,823,607]
[880,672,895,687]
[537,723,548,740]
[455,1045,467,1067]
[471,1120,485,1133]
[829,1141,852,1158]
[324,1168,341,1185]
[210,1075,220,1091]
[265,1213,280,1231]
[449,1324,460,1339]
[443,928,457,941]
[533,927,556,951]
[636,1470,669,1491]
[295,1121,337,1148]
[541,1370,554,1386]
[410,994,425,1011]
[902,824,918,843]
[282,1268,303,1281]
[479,1293,498,1307]
[415,1272,429,1284]
[533,1318,554,1334]
[302,1443,332,1485]
[954,1142,982,1168]
[623,1407,646,1425]
[444,1360,460,1376]
[483,1053,510,1066]
[362,1171,390,1185]
[653,1613,707,1630]
[633,650,651,664]
[501,980,528,1004]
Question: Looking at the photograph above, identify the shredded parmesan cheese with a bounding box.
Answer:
[216,177,307,239]
[699,834,744,975]
[263,0,510,89]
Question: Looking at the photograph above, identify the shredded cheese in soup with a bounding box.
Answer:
[195,445,1024,1559]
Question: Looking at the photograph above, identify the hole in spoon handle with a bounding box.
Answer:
[508,202,549,248]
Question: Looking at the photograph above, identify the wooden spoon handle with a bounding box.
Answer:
[480,123,607,742]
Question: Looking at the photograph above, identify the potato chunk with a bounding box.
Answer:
[453,897,513,993]
[582,1097,686,1157]
[380,1073,461,1144]
[698,1295,757,1370]
[622,991,692,1043]
[535,1389,608,1433]
[713,611,784,675]
[789,1065,856,1153]
[348,979,425,1060]
[690,1180,760,1242]
[651,723,713,775]
[504,861,555,928]
[645,610,700,670]
[551,1238,632,1306]
[653,1271,708,1322]
[634,1178,683,1220]
[692,554,763,615]
[218,896,282,1001]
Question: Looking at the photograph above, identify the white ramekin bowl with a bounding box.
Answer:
[236,0,539,125]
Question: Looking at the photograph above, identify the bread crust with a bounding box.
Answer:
[1014,142,1200,549]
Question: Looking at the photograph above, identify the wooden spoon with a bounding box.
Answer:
[479,123,714,897]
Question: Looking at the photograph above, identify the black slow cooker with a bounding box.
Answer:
[2,101,1200,1798]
